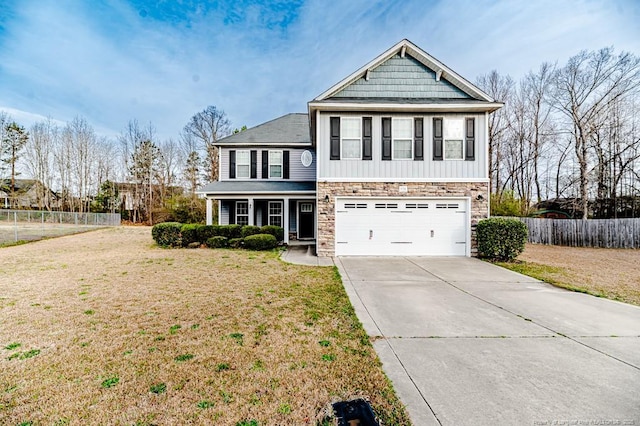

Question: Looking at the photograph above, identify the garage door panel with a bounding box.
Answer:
[335,198,468,256]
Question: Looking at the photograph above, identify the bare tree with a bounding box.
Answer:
[183,106,231,182]
[25,119,57,210]
[476,71,514,196]
[551,48,640,218]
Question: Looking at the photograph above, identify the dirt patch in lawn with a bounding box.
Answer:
[512,243,640,306]
[0,227,410,425]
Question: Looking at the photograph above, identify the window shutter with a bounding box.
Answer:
[262,151,268,179]
[362,117,372,160]
[283,150,290,179]
[250,150,257,178]
[229,150,236,178]
[381,117,392,161]
[414,117,424,161]
[330,117,340,160]
[229,201,235,224]
[465,117,475,161]
[433,118,443,161]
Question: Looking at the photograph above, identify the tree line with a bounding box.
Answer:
[3,46,639,221]
[0,106,237,223]
[477,47,640,219]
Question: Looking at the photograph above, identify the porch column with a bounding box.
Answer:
[283,198,289,244]
[248,198,255,226]
[206,198,213,225]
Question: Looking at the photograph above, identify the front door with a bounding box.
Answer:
[298,202,314,239]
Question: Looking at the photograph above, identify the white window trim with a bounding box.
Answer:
[341,117,361,160]
[443,118,465,161]
[268,150,283,179]
[268,201,283,227]
[391,117,413,160]
[236,201,249,225]
[236,150,251,179]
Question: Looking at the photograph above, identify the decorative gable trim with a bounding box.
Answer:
[311,39,495,103]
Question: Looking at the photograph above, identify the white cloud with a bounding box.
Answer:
[0,0,638,140]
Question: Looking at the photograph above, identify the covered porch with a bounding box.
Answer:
[198,181,316,245]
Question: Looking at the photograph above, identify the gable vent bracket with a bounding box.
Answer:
[365,69,371,81]
[400,46,406,58]
[436,69,443,82]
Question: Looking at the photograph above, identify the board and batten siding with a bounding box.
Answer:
[317,112,487,180]
[219,147,316,181]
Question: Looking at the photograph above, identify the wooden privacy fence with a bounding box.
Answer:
[511,217,640,249]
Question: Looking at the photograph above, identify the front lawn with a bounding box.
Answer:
[0,227,410,425]
[498,243,640,306]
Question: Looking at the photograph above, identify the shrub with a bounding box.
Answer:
[476,218,528,261]
[229,238,244,249]
[218,224,243,239]
[243,234,277,251]
[151,222,182,248]
[206,236,229,248]
[241,225,262,238]
[197,225,217,243]
[181,224,202,247]
[260,225,284,242]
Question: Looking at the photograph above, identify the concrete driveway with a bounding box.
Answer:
[335,256,640,426]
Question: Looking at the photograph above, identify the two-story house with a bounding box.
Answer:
[198,39,502,257]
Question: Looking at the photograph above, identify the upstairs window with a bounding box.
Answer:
[269,150,283,178]
[341,117,361,159]
[392,118,413,159]
[236,150,250,178]
[444,118,464,160]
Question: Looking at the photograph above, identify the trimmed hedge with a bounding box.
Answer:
[241,225,262,238]
[217,224,243,239]
[153,223,284,251]
[476,218,528,261]
[181,224,201,247]
[243,233,277,251]
[151,222,182,247]
[229,238,244,249]
[260,225,284,242]
[206,236,229,248]
[197,225,217,244]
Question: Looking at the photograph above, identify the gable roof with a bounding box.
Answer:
[215,113,310,146]
[312,39,496,103]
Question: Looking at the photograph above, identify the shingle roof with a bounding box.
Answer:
[197,181,315,195]
[216,113,310,145]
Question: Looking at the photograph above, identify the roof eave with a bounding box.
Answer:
[214,142,313,147]
[308,101,504,113]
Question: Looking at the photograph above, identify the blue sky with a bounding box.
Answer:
[1,0,639,140]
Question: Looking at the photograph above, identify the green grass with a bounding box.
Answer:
[100,376,119,389]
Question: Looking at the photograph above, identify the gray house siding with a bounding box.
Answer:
[316,112,487,180]
[219,148,316,181]
[330,54,470,100]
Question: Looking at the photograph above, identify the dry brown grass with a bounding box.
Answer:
[514,243,640,306]
[0,227,410,425]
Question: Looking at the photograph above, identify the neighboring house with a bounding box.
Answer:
[0,179,60,210]
[198,39,503,256]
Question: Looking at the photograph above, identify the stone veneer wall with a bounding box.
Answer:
[316,181,489,257]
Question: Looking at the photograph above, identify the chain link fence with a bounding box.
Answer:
[0,209,121,245]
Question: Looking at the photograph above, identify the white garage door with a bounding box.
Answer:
[335,198,468,256]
